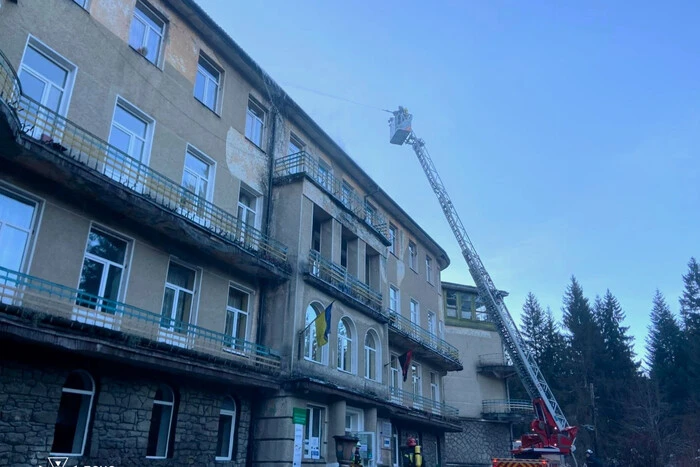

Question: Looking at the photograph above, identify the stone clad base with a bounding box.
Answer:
[444,419,511,467]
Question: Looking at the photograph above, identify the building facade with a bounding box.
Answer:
[441,282,521,466]
[0,1,472,466]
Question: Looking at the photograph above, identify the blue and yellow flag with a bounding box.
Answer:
[315,301,334,346]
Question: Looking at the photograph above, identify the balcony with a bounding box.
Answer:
[0,50,290,281]
[304,249,387,322]
[482,399,534,422]
[388,311,462,371]
[389,387,458,419]
[0,266,281,375]
[477,353,516,379]
[274,152,390,243]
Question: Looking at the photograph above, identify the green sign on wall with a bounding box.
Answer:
[292,407,307,425]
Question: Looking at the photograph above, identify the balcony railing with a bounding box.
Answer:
[0,266,281,373]
[388,311,460,363]
[3,90,288,268]
[0,49,21,109]
[307,249,383,312]
[274,152,389,239]
[389,387,458,418]
[482,399,534,417]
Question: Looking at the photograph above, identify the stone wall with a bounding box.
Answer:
[444,419,511,466]
[0,356,251,467]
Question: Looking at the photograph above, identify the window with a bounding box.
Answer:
[411,363,422,400]
[460,293,472,320]
[129,1,165,65]
[345,408,364,433]
[76,227,128,313]
[51,371,95,456]
[408,241,417,271]
[303,303,327,363]
[475,294,489,321]
[388,286,399,314]
[216,397,236,461]
[389,224,398,255]
[288,133,304,156]
[364,202,377,225]
[194,54,220,112]
[0,188,38,273]
[337,317,354,373]
[237,185,259,245]
[426,255,433,284]
[224,286,249,350]
[430,372,440,404]
[364,331,379,381]
[427,311,436,337]
[181,146,214,213]
[317,159,332,191]
[161,262,196,334]
[72,0,89,9]
[146,384,175,458]
[445,291,457,317]
[304,405,324,459]
[390,356,400,390]
[245,98,265,147]
[108,98,153,179]
[410,299,419,325]
[341,181,354,208]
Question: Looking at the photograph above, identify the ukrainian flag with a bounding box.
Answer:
[315,301,334,346]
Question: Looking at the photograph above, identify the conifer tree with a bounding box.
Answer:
[521,292,546,364]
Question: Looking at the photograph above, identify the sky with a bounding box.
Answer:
[195,0,699,363]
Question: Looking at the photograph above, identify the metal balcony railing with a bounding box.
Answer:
[1,83,289,268]
[389,386,458,418]
[0,49,21,109]
[388,311,460,363]
[274,152,389,239]
[0,266,281,373]
[307,249,383,312]
[482,399,534,416]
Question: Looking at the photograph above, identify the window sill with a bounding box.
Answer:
[245,137,266,154]
[129,45,163,71]
[337,368,354,375]
[50,452,81,457]
[146,456,168,459]
[194,97,221,117]
[215,456,233,462]
[304,356,326,365]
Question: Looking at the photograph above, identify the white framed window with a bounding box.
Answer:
[237,184,260,246]
[410,299,419,325]
[345,407,364,433]
[146,384,175,459]
[72,0,90,9]
[408,241,417,271]
[182,145,214,202]
[391,425,399,467]
[245,98,265,147]
[216,397,236,461]
[364,201,377,225]
[389,224,398,255]
[364,330,380,381]
[390,355,400,390]
[317,159,332,191]
[426,255,433,284]
[388,286,399,314]
[337,317,354,373]
[0,187,39,274]
[341,181,354,208]
[107,98,154,184]
[304,404,325,459]
[129,1,166,65]
[411,363,422,408]
[75,226,129,318]
[288,133,304,156]
[224,285,249,350]
[194,54,221,112]
[51,370,95,456]
[427,311,436,336]
[160,261,197,335]
[430,372,440,404]
[303,303,328,364]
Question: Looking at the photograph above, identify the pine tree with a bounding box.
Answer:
[678,258,700,461]
[521,292,546,365]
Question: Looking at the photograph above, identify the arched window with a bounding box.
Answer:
[216,397,237,460]
[147,384,175,458]
[303,303,327,363]
[364,330,380,381]
[337,317,354,373]
[52,370,95,456]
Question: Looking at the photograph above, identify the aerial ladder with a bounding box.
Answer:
[388,107,578,465]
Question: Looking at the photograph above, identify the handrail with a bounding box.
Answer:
[0,48,22,107]
[482,399,534,415]
[307,249,383,312]
[6,92,288,268]
[389,386,458,418]
[388,311,460,363]
[0,266,281,372]
[275,152,389,238]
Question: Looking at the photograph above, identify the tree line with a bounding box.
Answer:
[509,257,700,466]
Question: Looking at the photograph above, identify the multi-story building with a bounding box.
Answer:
[0,1,467,466]
[440,282,532,466]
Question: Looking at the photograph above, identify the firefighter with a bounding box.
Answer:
[585,449,603,467]
[400,437,423,467]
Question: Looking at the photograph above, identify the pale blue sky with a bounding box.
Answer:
[196,1,699,362]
